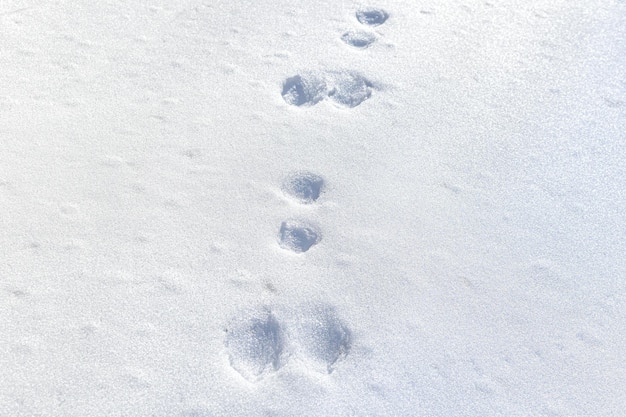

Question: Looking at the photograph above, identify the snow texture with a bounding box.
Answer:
[1,0,625,416]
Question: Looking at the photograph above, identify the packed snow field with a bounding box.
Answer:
[1,0,625,416]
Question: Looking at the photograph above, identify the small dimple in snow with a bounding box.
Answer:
[225,309,285,381]
[178,410,214,417]
[341,30,376,48]
[356,8,389,26]
[278,220,321,253]
[282,172,324,204]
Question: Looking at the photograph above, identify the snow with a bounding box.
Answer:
[1,0,625,416]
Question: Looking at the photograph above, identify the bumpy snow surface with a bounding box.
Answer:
[2,1,625,416]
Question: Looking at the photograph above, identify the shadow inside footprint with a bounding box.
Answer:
[282,172,325,204]
[279,220,321,253]
[341,30,377,48]
[225,309,285,381]
[356,8,389,26]
[282,74,327,106]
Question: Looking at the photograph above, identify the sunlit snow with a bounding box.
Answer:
[1,1,625,416]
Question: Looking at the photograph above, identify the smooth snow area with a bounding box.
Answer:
[1,1,625,416]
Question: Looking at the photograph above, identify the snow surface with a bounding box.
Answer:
[1,0,625,416]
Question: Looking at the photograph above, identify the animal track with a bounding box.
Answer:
[282,172,324,204]
[226,304,352,378]
[269,8,378,383]
[282,71,374,108]
[281,74,327,107]
[341,30,376,48]
[278,220,321,253]
[356,8,389,26]
[225,309,286,381]
[290,304,352,373]
[327,72,373,108]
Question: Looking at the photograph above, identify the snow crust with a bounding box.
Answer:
[1,1,625,416]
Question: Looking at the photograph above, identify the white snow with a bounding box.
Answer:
[1,1,625,416]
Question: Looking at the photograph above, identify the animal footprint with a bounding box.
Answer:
[356,8,389,26]
[278,220,321,253]
[282,71,374,108]
[225,309,286,381]
[327,71,373,108]
[226,304,352,378]
[282,172,325,204]
[289,304,352,373]
[341,30,377,48]
[281,74,327,107]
